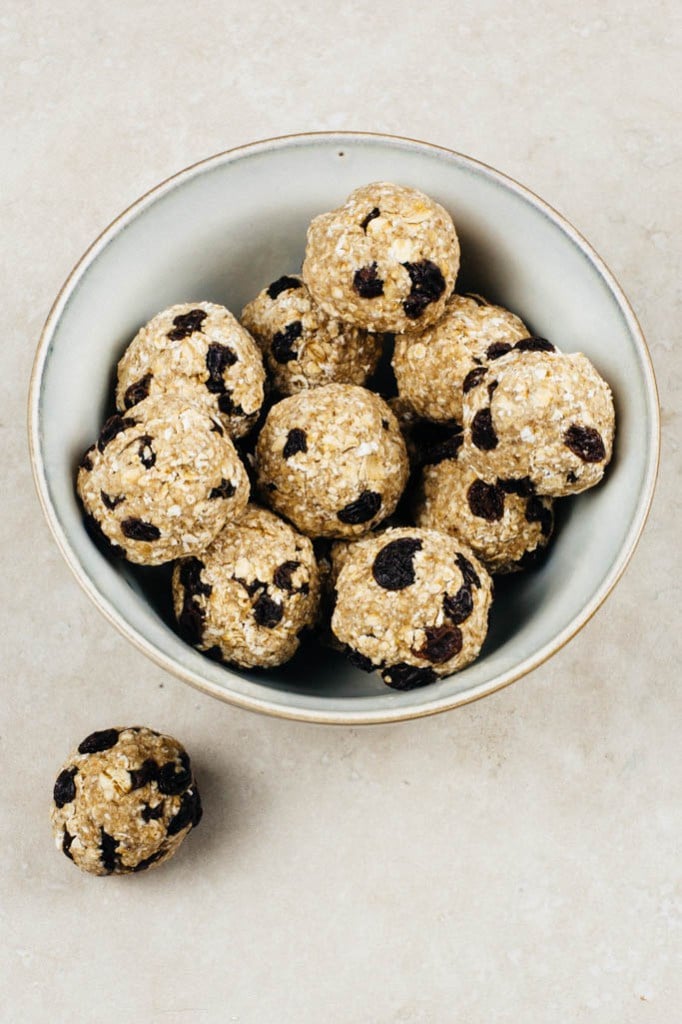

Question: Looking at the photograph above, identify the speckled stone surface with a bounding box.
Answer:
[2,3,680,1021]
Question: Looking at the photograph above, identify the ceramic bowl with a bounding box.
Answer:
[28,132,659,724]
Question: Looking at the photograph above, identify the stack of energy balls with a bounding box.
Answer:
[77,182,615,692]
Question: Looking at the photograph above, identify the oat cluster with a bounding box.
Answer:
[75,180,615,690]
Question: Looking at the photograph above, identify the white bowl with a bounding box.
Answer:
[28,132,660,724]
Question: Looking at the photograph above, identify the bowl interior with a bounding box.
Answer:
[32,134,658,721]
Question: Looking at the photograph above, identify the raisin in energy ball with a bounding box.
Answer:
[255,384,409,539]
[302,182,459,333]
[172,505,320,668]
[51,727,201,875]
[241,274,383,395]
[77,394,249,564]
[116,302,265,438]
[462,350,615,496]
[332,528,492,688]
[414,445,554,574]
[393,293,542,424]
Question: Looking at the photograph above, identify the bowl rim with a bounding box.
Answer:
[27,129,661,725]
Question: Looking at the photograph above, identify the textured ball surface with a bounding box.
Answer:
[302,182,459,333]
[172,505,320,669]
[50,727,202,876]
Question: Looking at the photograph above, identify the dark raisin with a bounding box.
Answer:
[267,275,303,300]
[564,424,606,463]
[210,420,224,435]
[123,372,153,409]
[273,560,302,593]
[443,585,474,624]
[141,802,164,822]
[471,408,498,450]
[353,262,384,299]
[179,557,212,598]
[191,787,203,827]
[167,787,201,836]
[79,445,95,472]
[97,414,137,453]
[272,320,303,363]
[372,537,423,590]
[525,496,553,537]
[253,592,284,628]
[360,207,381,231]
[137,434,156,469]
[514,336,555,353]
[463,366,488,392]
[414,624,462,664]
[456,552,481,589]
[78,728,119,754]
[62,830,74,861]
[83,512,125,558]
[401,260,446,319]
[381,419,390,430]
[467,479,505,521]
[498,476,535,497]
[487,381,498,400]
[53,767,77,808]
[178,601,205,645]
[567,470,578,483]
[100,490,125,510]
[177,559,211,645]
[382,663,438,690]
[205,342,238,393]
[282,428,308,458]
[218,392,245,417]
[486,342,512,360]
[337,490,382,525]
[209,478,236,500]
[157,753,192,796]
[234,576,265,597]
[99,828,119,873]
[344,646,375,673]
[167,308,207,340]
[129,759,158,790]
[120,518,161,542]
[132,849,166,873]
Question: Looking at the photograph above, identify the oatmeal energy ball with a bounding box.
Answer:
[462,350,615,496]
[393,293,546,424]
[116,302,265,438]
[302,182,459,333]
[241,274,383,395]
[332,528,493,689]
[77,394,249,565]
[414,447,554,574]
[172,505,320,669]
[255,384,409,538]
[51,727,202,876]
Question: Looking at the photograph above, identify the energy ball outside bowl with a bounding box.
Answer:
[255,383,409,539]
[461,350,615,497]
[302,182,460,334]
[332,527,493,689]
[116,302,266,438]
[240,273,383,395]
[172,505,320,669]
[413,445,554,574]
[51,727,202,876]
[392,293,540,424]
[77,394,249,565]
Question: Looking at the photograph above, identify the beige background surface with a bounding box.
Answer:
[2,1,680,1021]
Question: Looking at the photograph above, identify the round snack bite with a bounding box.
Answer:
[240,274,383,395]
[332,527,493,689]
[116,302,265,438]
[393,293,542,423]
[50,726,202,876]
[414,446,554,574]
[255,384,409,539]
[302,182,459,333]
[77,394,249,565]
[462,350,615,496]
[172,505,320,669]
